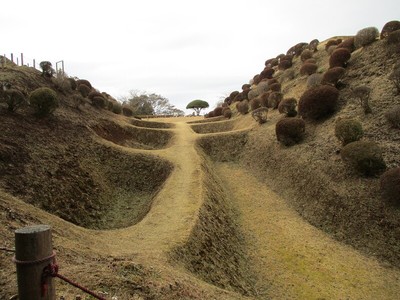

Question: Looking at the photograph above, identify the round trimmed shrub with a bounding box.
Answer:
[250,98,261,111]
[278,59,292,70]
[76,79,92,89]
[248,88,259,101]
[335,118,363,145]
[380,21,400,39]
[242,84,251,91]
[29,87,59,117]
[301,49,313,61]
[207,111,215,118]
[122,106,133,117]
[322,67,346,86]
[300,63,318,76]
[354,27,379,48]
[214,106,223,116]
[325,39,340,50]
[337,37,356,52]
[275,118,305,146]
[380,167,400,207]
[304,58,317,64]
[268,92,283,109]
[223,108,232,119]
[309,39,319,52]
[269,83,281,92]
[237,100,249,115]
[260,67,275,80]
[329,48,351,68]
[253,74,261,85]
[77,84,91,98]
[298,85,339,120]
[385,105,400,128]
[307,73,323,88]
[112,101,122,114]
[278,98,297,117]
[259,92,270,107]
[387,30,400,44]
[68,78,77,90]
[92,96,106,108]
[88,91,104,100]
[341,141,386,176]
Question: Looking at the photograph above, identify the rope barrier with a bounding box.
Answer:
[13,251,106,300]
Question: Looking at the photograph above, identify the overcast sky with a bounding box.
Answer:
[3,0,400,113]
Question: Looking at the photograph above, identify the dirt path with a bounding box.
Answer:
[216,163,400,300]
[97,121,203,260]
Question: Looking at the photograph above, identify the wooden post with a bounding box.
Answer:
[10,53,13,63]
[21,53,24,66]
[14,225,56,300]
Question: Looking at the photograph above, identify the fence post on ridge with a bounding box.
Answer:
[14,225,56,300]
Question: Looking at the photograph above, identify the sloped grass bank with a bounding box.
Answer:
[196,130,249,161]
[171,157,257,296]
[190,119,235,134]
[131,117,175,129]
[92,120,173,150]
[0,114,173,229]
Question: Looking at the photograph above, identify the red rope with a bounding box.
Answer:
[13,250,107,300]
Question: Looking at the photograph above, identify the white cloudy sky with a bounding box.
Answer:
[2,0,399,113]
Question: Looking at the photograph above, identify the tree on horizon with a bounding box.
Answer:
[186,99,209,116]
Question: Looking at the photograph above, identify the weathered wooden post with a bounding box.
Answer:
[14,225,56,300]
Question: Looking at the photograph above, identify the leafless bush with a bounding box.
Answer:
[251,107,268,124]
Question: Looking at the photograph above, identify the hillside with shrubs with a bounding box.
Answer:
[0,20,400,299]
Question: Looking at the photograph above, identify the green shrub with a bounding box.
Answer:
[278,98,297,117]
[122,106,133,116]
[2,89,26,112]
[275,118,305,146]
[329,48,351,68]
[380,167,400,207]
[385,105,400,128]
[335,118,363,145]
[298,85,339,120]
[29,87,58,117]
[354,27,379,48]
[77,84,91,97]
[300,63,318,76]
[112,102,122,114]
[306,73,323,88]
[381,21,400,39]
[341,141,386,176]
[322,67,346,86]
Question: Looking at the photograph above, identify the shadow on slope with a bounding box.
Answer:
[0,113,173,229]
[92,120,173,150]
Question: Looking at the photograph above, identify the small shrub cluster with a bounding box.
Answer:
[308,39,319,52]
[353,86,372,114]
[39,61,55,78]
[260,67,275,80]
[341,141,386,176]
[278,59,293,70]
[122,106,133,116]
[385,105,400,128]
[29,87,59,117]
[112,101,123,114]
[1,89,26,112]
[278,98,297,117]
[251,107,268,124]
[354,27,379,48]
[380,20,400,39]
[259,92,270,107]
[275,118,305,146]
[329,48,351,68]
[76,79,92,89]
[298,85,339,120]
[223,107,232,119]
[380,167,400,207]
[387,30,400,44]
[335,118,364,145]
[213,106,223,117]
[300,49,313,62]
[325,39,342,51]
[250,98,261,111]
[269,82,281,92]
[389,64,400,94]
